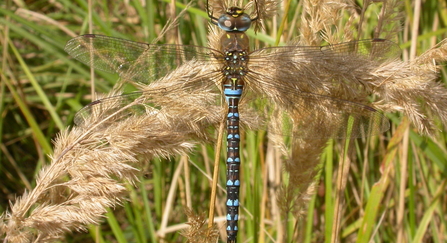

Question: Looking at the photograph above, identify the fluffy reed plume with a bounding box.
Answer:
[0,6,223,242]
[293,0,447,133]
[273,0,447,240]
[181,208,220,243]
[0,63,224,242]
[0,5,221,242]
[2,0,447,242]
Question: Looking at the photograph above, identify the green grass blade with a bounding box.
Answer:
[106,208,128,243]
[1,63,53,156]
[356,117,410,242]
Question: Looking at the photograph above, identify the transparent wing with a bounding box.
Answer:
[74,77,388,139]
[243,39,400,138]
[64,34,222,84]
[249,39,401,63]
[238,90,388,139]
[291,93,389,139]
[74,77,223,129]
[74,92,147,127]
[69,36,399,139]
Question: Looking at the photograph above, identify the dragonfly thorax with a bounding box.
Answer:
[222,50,248,83]
[218,7,251,32]
[221,31,250,53]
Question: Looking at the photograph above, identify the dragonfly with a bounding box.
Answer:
[64,1,401,242]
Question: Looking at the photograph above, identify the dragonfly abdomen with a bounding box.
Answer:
[224,86,242,243]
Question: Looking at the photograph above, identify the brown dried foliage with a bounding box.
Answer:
[2,0,447,242]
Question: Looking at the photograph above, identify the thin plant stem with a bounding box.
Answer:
[396,126,410,242]
[208,119,226,232]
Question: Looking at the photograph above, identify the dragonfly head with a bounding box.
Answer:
[217,7,251,32]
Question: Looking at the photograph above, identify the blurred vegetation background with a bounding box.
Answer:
[1,0,446,242]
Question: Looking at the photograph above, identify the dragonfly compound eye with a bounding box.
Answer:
[218,9,251,32]
[218,14,236,31]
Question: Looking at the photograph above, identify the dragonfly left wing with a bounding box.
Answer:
[65,34,220,84]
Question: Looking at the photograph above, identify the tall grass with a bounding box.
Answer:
[1,0,446,242]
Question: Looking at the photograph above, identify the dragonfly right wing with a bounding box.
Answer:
[243,39,400,139]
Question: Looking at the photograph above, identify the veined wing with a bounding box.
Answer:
[249,39,401,63]
[74,92,146,128]
[239,90,389,139]
[242,39,400,138]
[74,77,223,129]
[64,34,223,84]
[278,93,389,139]
[246,39,401,111]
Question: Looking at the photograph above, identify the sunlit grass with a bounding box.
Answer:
[1,0,447,242]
